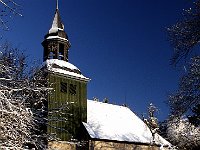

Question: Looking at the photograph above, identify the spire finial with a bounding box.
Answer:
[56,0,59,9]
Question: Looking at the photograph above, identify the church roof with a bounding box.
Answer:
[43,59,90,81]
[83,100,171,147]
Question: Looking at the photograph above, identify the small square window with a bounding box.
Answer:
[69,84,76,95]
[60,82,67,93]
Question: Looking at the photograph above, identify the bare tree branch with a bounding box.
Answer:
[0,0,22,30]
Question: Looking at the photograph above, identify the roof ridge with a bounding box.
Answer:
[87,99,130,109]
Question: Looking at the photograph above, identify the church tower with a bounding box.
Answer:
[42,2,89,141]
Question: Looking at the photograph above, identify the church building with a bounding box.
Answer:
[42,2,172,150]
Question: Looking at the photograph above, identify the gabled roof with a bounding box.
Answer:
[83,100,171,147]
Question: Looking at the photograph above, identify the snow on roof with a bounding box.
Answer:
[84,100,171,147]
[46,35,68,41]
[44,59,90,81]
[49,28,64,34]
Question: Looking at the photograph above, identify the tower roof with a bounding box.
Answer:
[43,59,90,82]
[44,3,68,40]
[49,8,64,34]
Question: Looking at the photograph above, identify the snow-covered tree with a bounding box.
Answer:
[167,56,200,149]
[0,43,32,149]
[166,1,200,149]
[0,86,33,149]
[168,56,200,118]
[143,103,159,144]
[167,0,200,65]
[188,104,200,126]
[167,1,200,149]
[0,43,48,149]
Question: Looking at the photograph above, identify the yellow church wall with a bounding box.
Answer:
[89,140,169,150]
[48,141,76,150]
[48,140,170,150]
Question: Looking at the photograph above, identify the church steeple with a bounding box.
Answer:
[42,2,71,62]
[43,1,89,142]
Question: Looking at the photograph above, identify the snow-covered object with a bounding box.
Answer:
[49,27,64,34]
[44,59,90,81]
[83,100,171,147]
[167,118,200,149]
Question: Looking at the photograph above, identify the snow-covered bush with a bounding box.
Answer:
[167,117,200,149]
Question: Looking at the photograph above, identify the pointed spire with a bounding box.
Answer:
[52,9,63,29]
[44,0,69,40]
[48,3,64,34]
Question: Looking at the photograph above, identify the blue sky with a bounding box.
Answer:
[1,0,192,121]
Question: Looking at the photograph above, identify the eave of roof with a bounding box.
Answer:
[43,59,90,82]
